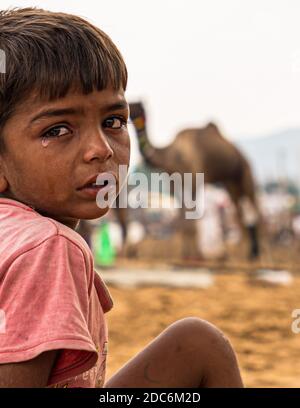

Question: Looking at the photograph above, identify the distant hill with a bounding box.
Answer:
[235,129,300,186]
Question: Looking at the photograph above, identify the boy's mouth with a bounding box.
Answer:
[82,180,109,189]
[77,172,114,190]
[76,172,117,199]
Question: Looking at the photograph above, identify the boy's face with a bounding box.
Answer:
[0,87,130,229]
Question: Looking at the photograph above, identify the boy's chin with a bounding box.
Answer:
[78,205,111,220]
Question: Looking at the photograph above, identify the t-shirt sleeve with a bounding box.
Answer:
[0,235,97,364]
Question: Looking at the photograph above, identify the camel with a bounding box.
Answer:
[128,101,260,260]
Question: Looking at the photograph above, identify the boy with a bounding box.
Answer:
[0,8,243,388]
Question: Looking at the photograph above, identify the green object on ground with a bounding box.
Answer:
[95,222,115,266]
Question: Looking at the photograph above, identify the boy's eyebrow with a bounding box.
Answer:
[103,101,129,113]
[29,102,128,124]
[29,108,83,124]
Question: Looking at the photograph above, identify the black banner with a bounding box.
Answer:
[0,388,300,407]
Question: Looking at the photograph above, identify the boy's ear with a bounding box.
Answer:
[0,158,8,193]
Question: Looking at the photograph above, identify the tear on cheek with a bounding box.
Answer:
[41,137,57,147]
[42,137,51,147]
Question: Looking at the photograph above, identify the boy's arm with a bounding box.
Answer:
[0,350,58,388]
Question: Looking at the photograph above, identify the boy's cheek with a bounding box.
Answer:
[115,143,130,165]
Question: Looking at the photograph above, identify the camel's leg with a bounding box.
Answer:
[246,224,260,259]
[224,181,260,260]
[178,204,203,261]
[114,196,128,256]
[239,163,261,259]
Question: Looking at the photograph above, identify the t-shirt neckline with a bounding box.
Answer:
[0,197,35,212]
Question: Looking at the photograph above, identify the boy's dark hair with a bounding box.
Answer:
[0,7,128,151]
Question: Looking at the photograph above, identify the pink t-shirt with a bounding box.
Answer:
[0,198,113,387]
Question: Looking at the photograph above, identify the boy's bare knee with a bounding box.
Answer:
[167,317,236,359]
[169,316,222,338]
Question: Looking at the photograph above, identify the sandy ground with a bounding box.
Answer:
[102,238,300,388]
[105,273,300,388]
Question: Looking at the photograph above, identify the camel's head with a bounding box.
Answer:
[206,122,219,132]
[129,102,146,121]
[205,122,223,137]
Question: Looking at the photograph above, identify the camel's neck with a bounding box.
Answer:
[132,116,153,153]
[132,115,166,168]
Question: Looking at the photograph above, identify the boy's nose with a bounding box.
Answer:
[83,129,113,163]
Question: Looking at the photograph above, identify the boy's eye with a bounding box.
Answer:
[43,126,70,139]
[103,116,127,130]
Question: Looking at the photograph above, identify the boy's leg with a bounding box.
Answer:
[105,318,243,388]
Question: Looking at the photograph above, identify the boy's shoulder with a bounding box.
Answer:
[0,198,91,265]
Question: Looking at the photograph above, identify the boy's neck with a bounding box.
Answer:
[0,193,79,230]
